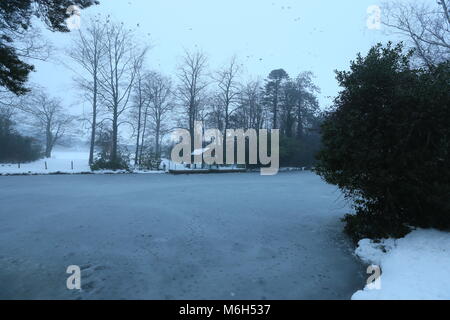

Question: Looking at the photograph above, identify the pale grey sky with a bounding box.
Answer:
[30,0,390,114]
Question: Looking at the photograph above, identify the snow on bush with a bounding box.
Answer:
[352,229,450,300]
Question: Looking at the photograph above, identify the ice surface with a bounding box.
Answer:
[0,172,365,299]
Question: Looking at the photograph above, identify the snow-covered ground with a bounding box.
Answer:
[0,148,165,175]
[352,229,450,300]
[0,172,364,299]
[0,148,307,175]
[0,149,240,175]
[0,148,91,174]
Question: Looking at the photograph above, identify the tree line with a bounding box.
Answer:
[1,10,323,169]
[66,17,323,170]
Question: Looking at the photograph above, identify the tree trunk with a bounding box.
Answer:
[112,106,118,163]
[223,110,229,163]
[139,108,148,165]
[89,77,97,165]
[296,99,304,139]
[155,121,160,159]
[273,96,278,130]
[45,126,53,158]
[189,112,195,166]
[134,103,142,166]
[89,107,97,164]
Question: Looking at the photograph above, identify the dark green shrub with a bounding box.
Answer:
[91,128,130,171]
[139,154,162,171]
[316,43,450,241]
[90,152,130,171]
[0,114,42,163]
[279,132,322,168]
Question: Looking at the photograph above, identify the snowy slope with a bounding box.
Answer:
[0,148,168,175]
[0,148,91,174]
[352,229,450,300]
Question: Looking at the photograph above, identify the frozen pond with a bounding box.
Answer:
[0,172,364,299]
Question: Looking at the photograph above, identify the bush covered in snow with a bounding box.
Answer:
[90,153,130,171]
[90,143,131,171]
[316,43,450,241]
[138,155,162,171]
[91,129,131,171]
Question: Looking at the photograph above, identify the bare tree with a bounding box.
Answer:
[0,89,20,112]
[213,56,241,147]
[68,17,106,164]
[131,67,150,166]
[144,72,174,160]
[206,94,225,131]
[97,21,148,163]
[176,50,208,156]
[1,25,52,63]
[20,91,73,158]
[382,0,450,66]
[138,100,150,165]
[232,80,266,131]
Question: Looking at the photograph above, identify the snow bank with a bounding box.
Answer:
[352,229,450,300]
